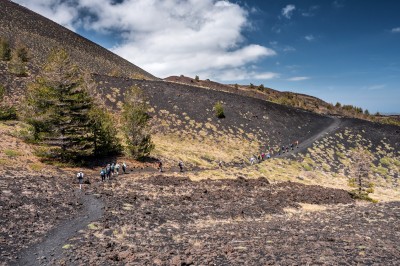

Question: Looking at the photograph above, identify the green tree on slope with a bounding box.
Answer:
[122,86,154,159]
[24,49,95,161]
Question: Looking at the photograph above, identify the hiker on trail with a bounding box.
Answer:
[77,171,84,190]
[266,152,271,159]
[250,157,256,165]
[218,160,223,168]
[178,161,184,172]
[122,162,127,174]
[286,145,289,153]
[115,163,120,176]
[111,163,115,176]
[100,168,106,182]
[261,152,265,160]
[290,143,294,151]
[158,161,163,172]
[106,164,111,180]
[296,140,299,148]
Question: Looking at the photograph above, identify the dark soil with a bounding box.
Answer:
[0,170,77,264]
[32,174,399,265]
[92,75,334,149]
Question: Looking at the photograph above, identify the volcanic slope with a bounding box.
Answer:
[92,74,334,166]
[0,0,156,82]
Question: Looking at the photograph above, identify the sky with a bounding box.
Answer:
[12,0,400,113]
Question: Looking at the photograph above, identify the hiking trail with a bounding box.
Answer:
[15,190,104,266]
[276,116,341,158]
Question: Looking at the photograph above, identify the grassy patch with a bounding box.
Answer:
[29,163,44,171]
[4,149,22,157]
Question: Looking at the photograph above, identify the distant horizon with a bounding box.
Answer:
[11,0,400,113]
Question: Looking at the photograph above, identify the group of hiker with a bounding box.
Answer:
[250,140,299,165]
[99,162,127,181]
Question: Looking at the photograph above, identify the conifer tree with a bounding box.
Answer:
[25,49,94,161]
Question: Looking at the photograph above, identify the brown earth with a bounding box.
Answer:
[9,173,398,266]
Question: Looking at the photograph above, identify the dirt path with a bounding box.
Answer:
[275,116,341,159]
[14,190,104,266]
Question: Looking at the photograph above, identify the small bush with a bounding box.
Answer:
[4,149,22,157]
[0,38,11,61]
[195,75,200,81]
[8,54,27,76]
[0,106,17,120]
[0,85,4,99]
[349,190,378,203]
[214,101,225,119]
[16,45,29,62]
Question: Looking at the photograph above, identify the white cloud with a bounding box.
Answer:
[288,76,310,81]
[283,46,296,52]
[13,0,78,30]
[391,27,400,33]
[282,4,296,19]
[301,5,319,17]
[332,0,345,8]
[365,84,386,90]
[305,35,315,41]
[211,68,279,81]
[13,0,277,80]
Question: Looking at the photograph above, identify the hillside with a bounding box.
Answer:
[1,1,400,265]
[0,0,156,81]
[165,75,400,126]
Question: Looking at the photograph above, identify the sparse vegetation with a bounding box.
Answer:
[0,85,17,120]
[4,149,22,157]
[348,147,375,201]
[214,101,225,119]
[8,49,27,76]
[195,75,200,81]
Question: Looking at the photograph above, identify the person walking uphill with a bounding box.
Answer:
[100,168,106,182]
[158,160,163,172]
[122,162,127,174]
[115,163,120,176]
[77,171,84,190]
[178,161,184,172]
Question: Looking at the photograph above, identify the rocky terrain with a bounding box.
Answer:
[0,1,399,265]
[5,173,400,265]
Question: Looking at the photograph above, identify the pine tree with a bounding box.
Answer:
[122,86,154,159]
[25,49,94,161]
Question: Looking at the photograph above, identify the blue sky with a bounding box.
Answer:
[12,0,400,113]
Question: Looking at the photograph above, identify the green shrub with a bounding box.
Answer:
[4,149,22,157]
[0,105,17,120]
[214,101,225,119]
[16,45,29,62]
[0,38,11,61]
[349,190,378,203]
[195,75,199,81]
[8,53,27,76]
